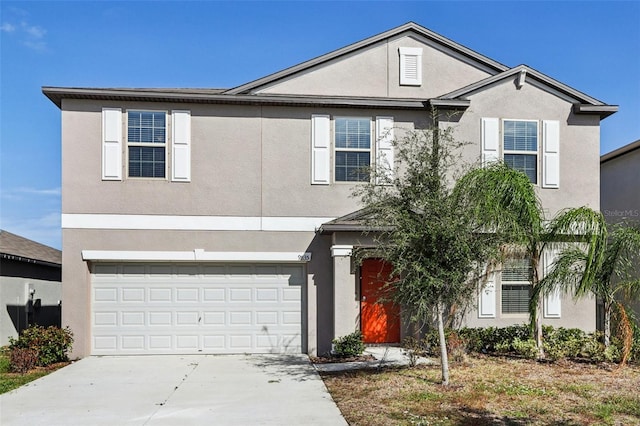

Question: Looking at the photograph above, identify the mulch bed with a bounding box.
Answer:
[310,354,376,364]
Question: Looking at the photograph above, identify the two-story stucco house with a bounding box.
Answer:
[44,22,617,358]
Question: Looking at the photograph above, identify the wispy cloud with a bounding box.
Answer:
[1,9,49,52]
[1,212,61,250]
[1,23,16,33]
[1,187,61,200]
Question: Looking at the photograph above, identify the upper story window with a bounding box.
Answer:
[127,111,166,178]
[503,120,538,184]
[334,117,371,182]
[501,258,532,314]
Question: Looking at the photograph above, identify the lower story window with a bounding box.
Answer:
[501,259,532,314]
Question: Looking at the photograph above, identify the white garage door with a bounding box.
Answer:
[91,263,303,355]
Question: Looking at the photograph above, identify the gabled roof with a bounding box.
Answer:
[437,65,618,118]
[225,21,509,95]
[601,139,640,164]
[318,208,391,234]
[0,230,61,267]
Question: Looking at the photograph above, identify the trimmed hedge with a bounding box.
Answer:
[414,324,639,364]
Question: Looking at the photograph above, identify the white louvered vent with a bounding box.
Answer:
[399,47,423,86]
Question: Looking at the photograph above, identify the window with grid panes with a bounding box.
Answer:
[334,117,371,182]
[503,120,538,184]
[127,111,166,178]
[501,258,532,314]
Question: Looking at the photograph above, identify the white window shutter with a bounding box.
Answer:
[479,273,496,318]
[102,108,122,181]
[481,118,500,166]
[172,110,191,182]
[399,47,422,86]
[311,114,330,185]
[543,249,561,318]
[542,120,560,188]
[376,116,394,182]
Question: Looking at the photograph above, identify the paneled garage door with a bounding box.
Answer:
[91,263,303,355]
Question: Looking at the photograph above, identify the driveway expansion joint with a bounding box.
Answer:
[143,358,201,424]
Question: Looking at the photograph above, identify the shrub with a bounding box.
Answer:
[581,332,606,362]
[447,332,468,363]
[543,327,586,361]
[8,347,38,374]
[332,331,365,358]
[512,338,538,359]
[402,337,428,367]
[8,325,74,368]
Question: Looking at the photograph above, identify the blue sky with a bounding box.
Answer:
[1,1,639,250]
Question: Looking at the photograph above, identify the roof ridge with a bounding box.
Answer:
[224,21,509,95]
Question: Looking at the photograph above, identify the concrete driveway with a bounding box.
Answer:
[0,354,347,425]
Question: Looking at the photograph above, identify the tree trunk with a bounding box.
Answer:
[532,255,545,359]
[437,304,450,386]
[604,301,611,348]
[536,304,544,359]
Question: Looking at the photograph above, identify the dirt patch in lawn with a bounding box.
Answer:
[321,355,640,425]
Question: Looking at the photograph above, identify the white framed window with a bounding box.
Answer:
[127,110,167,178]
[334,117,371,182]
[501,258,532,314]
[503,120,538,184]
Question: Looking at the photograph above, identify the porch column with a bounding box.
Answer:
[331,245,360,340]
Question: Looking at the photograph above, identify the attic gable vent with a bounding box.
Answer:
[399,47,423,86]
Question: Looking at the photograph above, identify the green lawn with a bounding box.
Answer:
[0,352,67,394]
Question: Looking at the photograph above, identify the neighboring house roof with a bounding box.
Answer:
[601,139,640,164]
[225,21,509,95]
[0,230,61,267]
[437,65,618,118]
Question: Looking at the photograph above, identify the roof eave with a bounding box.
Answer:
[427,99,471,109]
[0,252,61,268]
[573,104,619,119]
[42,87,430,110]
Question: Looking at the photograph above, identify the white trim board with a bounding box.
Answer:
[82,250,313,263]
[62,214,336,232]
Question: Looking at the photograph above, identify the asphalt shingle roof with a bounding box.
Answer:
[0,230,61,266]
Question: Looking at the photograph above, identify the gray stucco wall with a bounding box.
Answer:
[255,34,493,99]
[1,259,62,346]
[601,145,640,328]
[601,147,640,224]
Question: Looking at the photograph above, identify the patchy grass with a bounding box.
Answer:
[321,355,640,425]
[0,351,69,394]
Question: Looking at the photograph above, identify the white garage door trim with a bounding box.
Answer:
[91,263,303,355]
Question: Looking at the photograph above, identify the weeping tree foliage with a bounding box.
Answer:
[354,126,503,385]
[536,220,640,360]
[455,164,606,358]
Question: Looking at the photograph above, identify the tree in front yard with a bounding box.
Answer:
[456,163,605,358]
[354,123,502,385]
[535,220,640,362]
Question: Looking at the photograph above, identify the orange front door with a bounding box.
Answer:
[360,259,401,344]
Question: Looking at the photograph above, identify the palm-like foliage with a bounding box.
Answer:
[536,221,640,349]
[455,163,606,356]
